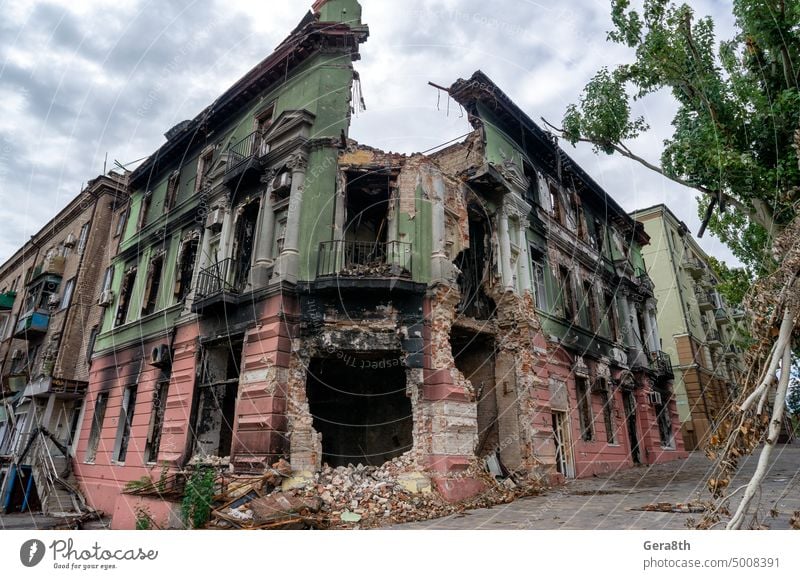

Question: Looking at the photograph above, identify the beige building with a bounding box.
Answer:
[0,172,127,514]
[630,204,747,450]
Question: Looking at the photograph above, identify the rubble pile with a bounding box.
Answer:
[207,455,545,529]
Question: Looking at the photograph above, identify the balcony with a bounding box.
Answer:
[695,287,713,311]
[714,307,729,325]
[724,344,740,359]
[705,329,722,346]
[648,350,675,380]
[223,131,268,189]
[0,290,16,310]
[29,256,65,284]
[13,310,50,339]
[317,240,412,278]
[682,255,705,279]
[191,258,243,314]
[731,307,746,321]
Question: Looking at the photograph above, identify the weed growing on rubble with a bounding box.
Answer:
[134,504,154,530]
[181,466,217,529]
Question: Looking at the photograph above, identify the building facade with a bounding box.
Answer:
[630,204,747,450]
[50,2,688,529]
[0,172,127,514]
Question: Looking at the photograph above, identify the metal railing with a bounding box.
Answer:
[706,329,722,344]
[224,131,263,174]
[316,240,412,279]
[648,350,674,378]
[195,258,241,300]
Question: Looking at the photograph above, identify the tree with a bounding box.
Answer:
[552,0,800,529]
[706,256,752,310]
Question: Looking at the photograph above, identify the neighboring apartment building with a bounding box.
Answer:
[630,204,747,450]
[0,172,127,515]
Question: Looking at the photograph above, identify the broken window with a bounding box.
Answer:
[85,392,109,463]
[86,325,99,364]
[115,266,137,327]
[195,150,214,193]
[558,265,575,322]
[164,170,180,212]
[145,379,169,463]
[175,237,199,302]
[77,222,90,254]
[532,258,548,310]
[655,396,674,448]
[137,191,152,231]
[59,277,75,311]
[230,201,259,291]
[575,376,594,442]
[451,330,497,455]
[453,206,495,319]
[343,170,391,249]
[141,253,164,316]
[548,182,561,223]
[597,378,615,444]
[191,340,242,458]
[115,207,128,237]
[307,354,412,467]
[113,385,138,463]
[255,104,275,156]
[582,280,598,330]
[603,291,619,341]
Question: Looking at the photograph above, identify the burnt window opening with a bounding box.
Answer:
[575,376,594,442]
[145,379,170,463]
[451,329,497,456]
[191,340,243,458]
[175,237,199,302]
[115,267,137,327]
[531,256,548,310]
[582,280,599,331]
[591,218,605,252]
[196,150,214,192]
[453,206,495,319]
[142,254,165,316]
[596,379,616,444]
[164,170,180,212]
[255,104,275,157]
[548,183,561,222]
[306,354,412,468]
[137,191,152,231]
[344,170,390,245]
[115,207,128,237]
[655,394,674,448]
[114,385,138,463]
[604,291,619,341]
[85,392,109,463]
[558,265,575,322]
[231,201,260,291]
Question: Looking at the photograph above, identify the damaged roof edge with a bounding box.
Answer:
[449,70,640,236]
[129,6,368,189]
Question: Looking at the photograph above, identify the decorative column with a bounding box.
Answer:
[251,172,277,288]
[272,153,307,284]
[515,216,532,293]
[497,205,514,292]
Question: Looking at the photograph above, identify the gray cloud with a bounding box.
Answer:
[0,0,740,267]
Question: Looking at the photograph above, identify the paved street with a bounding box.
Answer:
[392,444,800,530]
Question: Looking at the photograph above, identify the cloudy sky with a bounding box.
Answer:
[0,0,738,265]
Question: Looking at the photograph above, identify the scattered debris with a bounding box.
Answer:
[634,502,707,513]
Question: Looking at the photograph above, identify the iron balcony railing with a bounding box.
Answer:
[706,329,722,344]
[648,350,674,378]
[224,131,269,174]
[195,258,241,301]
[316,240,412,279]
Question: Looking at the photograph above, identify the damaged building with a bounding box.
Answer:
[57,0,687,528]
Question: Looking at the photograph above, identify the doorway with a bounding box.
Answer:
[623,390,641,464]
[552,410,574,478]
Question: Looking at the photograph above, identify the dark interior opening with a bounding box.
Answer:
[232,201,260,291]
[192,339,243,458]
[453,204,495,319]
[344,170,391,244]
[306,353,411,467]
[451,328,497,455]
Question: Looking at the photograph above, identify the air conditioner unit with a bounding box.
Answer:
[150,344,171,368]
[98,289,115,306]
[646,391,663,405]
[272,172,292,193]
[63,233,76,248]
[206,207,224,232]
